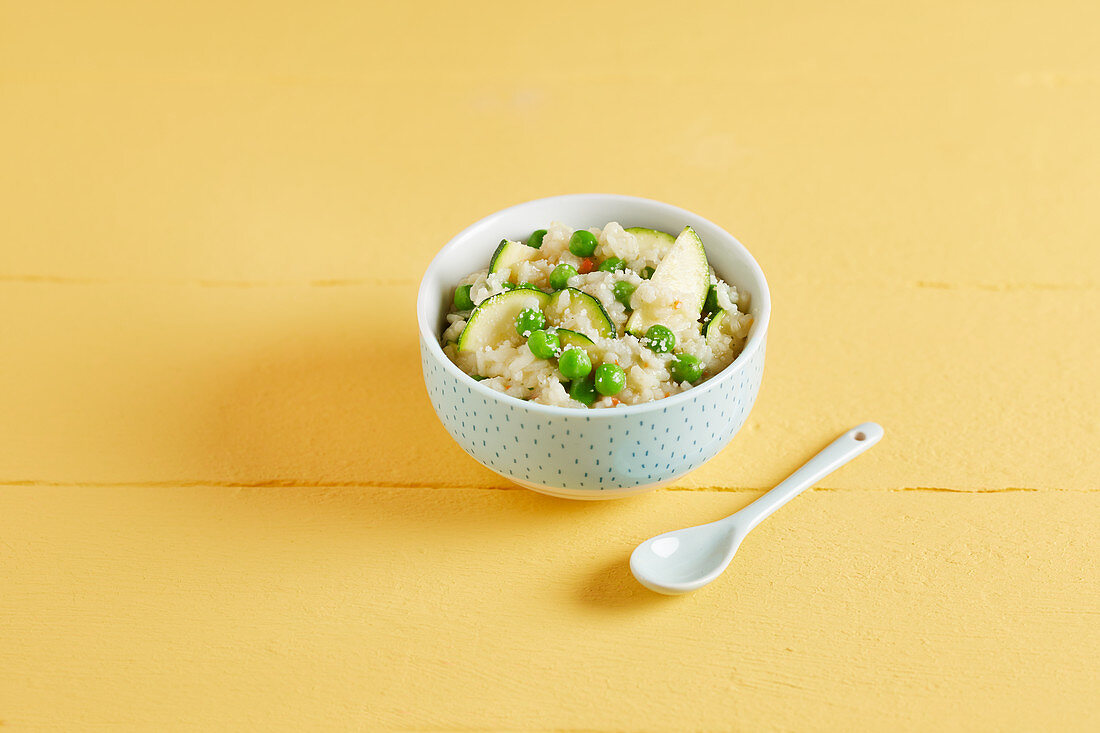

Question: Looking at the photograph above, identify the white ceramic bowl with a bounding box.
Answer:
[418,194,771,499]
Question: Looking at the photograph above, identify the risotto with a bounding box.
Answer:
[441,222,752,409]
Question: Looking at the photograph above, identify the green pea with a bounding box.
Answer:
[527,229,547,248]
[549,264,578,290]
[558,347,592,380]
[671,353,703,383]
[453,284,474,311]
[568,230,598,257]
[644,324,675,353]
[515,307,546,337]
[641,266,655,279]
[527,329,560,359]
[594,363,626,396]
[612,281,636,309]
[703,284,719,314]
[569,377,598,406]
[597,257,624,272]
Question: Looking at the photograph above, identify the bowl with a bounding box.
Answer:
[417,194,770,499]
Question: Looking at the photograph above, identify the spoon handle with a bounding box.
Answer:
[733,422,884,533]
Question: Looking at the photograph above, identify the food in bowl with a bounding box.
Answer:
[440,222,752,409]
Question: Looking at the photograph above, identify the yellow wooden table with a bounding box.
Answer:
[2,2,1098,730]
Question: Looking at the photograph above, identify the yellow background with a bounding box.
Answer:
[2,1,1098,730]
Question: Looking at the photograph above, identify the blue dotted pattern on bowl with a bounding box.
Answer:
[421,336,766,493]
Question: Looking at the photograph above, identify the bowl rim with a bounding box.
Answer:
[417,193,771,418]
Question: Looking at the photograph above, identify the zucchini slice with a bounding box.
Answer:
[626,226,709,336]
[703,309,727,347]
[457,289,552,352]
[556,328,596,352]
[488,238,538,275]
[625,227,676,262]
[545,287,615,339]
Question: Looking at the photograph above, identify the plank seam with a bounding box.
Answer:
[0,275,416,287]
[0,479,1092,493]
[1,274,1096,291]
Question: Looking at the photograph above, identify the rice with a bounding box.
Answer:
[441,222,751,409]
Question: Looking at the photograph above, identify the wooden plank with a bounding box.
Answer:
[0,485,1096,730]
[1,281,1096,491]
[1,5,1099,287]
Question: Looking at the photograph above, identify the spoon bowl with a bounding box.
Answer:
[631,522,745,594]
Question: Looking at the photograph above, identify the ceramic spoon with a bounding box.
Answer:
[630,422,884,594]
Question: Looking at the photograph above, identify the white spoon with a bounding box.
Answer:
[630,422,884,594]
